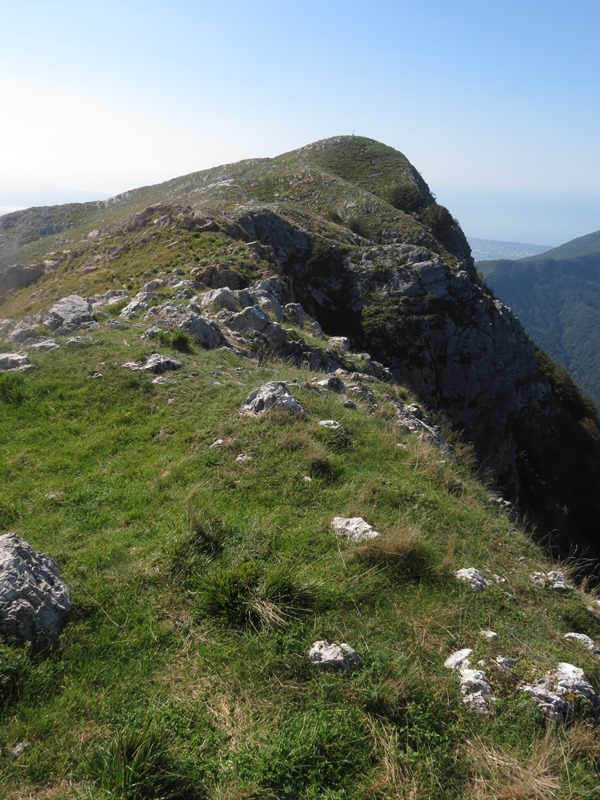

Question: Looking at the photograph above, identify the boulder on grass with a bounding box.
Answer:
[308,640,361,672]
[0,533,71,645]
[239,382,306,418]
[331,516,380,543]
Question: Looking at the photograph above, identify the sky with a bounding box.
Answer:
[1,0,599,245]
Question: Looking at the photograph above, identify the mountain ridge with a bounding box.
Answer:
[3,136,600,798]
[2,136,600,563]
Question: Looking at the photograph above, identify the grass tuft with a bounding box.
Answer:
[197,562,313,629]
[0,372,27,404]
[350,526,438,582]
[465,732,560,800]
[79,724,197,800]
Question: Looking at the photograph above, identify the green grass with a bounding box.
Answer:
[0,324,600,798]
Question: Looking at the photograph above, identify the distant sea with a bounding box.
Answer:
[468,237,552,261]
[0,206,24,217]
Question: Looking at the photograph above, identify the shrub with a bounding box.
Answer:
[384,184,427,213]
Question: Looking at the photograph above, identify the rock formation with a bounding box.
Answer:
[0,533,71,645]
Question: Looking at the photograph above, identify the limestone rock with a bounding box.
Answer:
[248,288,283,321]
[225,305,270,335]
[0,353,30,372]
[122,353,182,374]
[459,669,493,714]
[120,300,148,319]
[455,568,490,591]
[564,632,600,656]
[521,662,600,723]
[444,648,473,671]
[28,340,60,351]
[201,287,239,312]
[44,295,93,332]
[284,303,322,333]
[481,629,499,641]
[395,403,449,449]
[8,324,42,344]
[318,420,347,433]
[444,649,493,713]
[530,571,573,592]
[179,313,223,349]
[308,640,361,672]
[239,382,306,418]
[331,516,380,543]
[495,656,519,671]
[0,533,71,645]
[314,375,346,394]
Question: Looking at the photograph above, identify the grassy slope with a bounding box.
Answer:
[2,324,600,799]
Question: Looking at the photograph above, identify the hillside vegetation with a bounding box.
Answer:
[2,317,600,799]
[2,137,600,798]
[478,230,600,407]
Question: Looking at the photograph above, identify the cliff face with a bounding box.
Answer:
[2,135,600,563]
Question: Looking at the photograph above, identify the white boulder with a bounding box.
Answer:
[521,662,600,723]
[455,568,490,591]
[308,640,361,672]
[331,516,380,543]
[239,382,306,418]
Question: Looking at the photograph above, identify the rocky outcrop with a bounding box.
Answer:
[0,263,44,297]
[239,382,306,418]
[0,533,71,645]
[521,662,600,723]
[44,294,93,332]
[179,313,223,349]
[0,352,30,372]
[444,648,494,714]
[455,568,490,591]
[122,353,182,374]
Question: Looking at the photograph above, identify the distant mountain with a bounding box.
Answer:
[468,237,552,261]
[478,229,600,406]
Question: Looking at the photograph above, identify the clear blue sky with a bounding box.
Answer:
[1,0,599,244]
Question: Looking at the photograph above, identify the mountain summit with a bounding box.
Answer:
[2,135,600,561]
